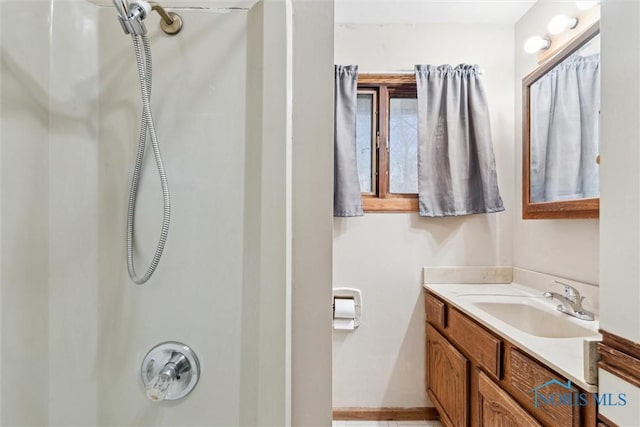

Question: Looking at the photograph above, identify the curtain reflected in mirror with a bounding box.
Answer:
[523,22,600,219]
[530,35,600,203]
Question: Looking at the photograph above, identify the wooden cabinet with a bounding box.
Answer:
[447,307,502,378]
[478,370,542,427]
[426,324,469,427]
[425,291,597,427]
[506,349,582,426]
[425,293,447,330]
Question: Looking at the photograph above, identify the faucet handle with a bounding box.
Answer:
[555,280,581,302]
[141,342,200,401]
[146,370,173,401]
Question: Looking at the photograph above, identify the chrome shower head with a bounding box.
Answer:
[113,0,182,36]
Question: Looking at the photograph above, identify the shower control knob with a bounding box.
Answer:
[141,342,200,401]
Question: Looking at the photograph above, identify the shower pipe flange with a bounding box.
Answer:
[159,11,183,35]
[149,2,183,35]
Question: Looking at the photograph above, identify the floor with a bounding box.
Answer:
[332,421,442,427]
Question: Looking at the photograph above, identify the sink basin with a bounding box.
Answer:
[473,301,597,338]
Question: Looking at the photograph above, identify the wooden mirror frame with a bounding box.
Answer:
[522,21,600,219]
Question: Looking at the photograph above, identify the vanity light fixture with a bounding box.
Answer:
[576,1,599,11]
[548,14,579,35]
[524,36,551,54]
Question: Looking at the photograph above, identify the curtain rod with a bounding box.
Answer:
[362,68,485,75]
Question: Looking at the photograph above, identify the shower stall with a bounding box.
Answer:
[0,0,334,425]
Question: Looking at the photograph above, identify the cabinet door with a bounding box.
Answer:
[477,371,542,427]
[426,324,468,427]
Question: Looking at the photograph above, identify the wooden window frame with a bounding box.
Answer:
[358,89,378,197]
[358,74,418,212]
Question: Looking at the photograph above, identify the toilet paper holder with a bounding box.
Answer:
[333,287,362,327]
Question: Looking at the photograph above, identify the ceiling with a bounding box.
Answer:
[89,0,258,10]
[335,0,537,24]
[92,0,536,23]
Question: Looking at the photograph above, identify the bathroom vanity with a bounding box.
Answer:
[424,284,601,427]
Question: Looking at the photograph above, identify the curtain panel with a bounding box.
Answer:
[334,65,363,217]
[415,64,504,217]
[529,53,600,203]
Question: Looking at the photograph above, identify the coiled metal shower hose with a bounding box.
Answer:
[127,34,171,284]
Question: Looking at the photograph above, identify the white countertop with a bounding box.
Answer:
[424,282,601,392]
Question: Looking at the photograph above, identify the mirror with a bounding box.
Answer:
[523,22,600,219]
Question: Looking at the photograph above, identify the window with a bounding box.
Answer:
[356,75,419,212]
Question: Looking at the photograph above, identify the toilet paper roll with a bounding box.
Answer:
[333,319,355,330]
[334,298,356,319]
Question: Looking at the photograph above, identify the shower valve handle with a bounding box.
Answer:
[145,352,190,401]
[141,342,200,401]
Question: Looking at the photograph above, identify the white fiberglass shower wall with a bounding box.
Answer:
[0,0,335,425]
[98,4,249,424]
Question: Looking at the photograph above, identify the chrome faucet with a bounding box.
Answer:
[544,281,594,321]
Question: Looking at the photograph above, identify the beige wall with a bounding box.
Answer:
[333,23,514,408]
[598,1,640,423]
[292,2,335,425]
[599,0,640,345]
[513,1,599,285]
[1,1,53,424]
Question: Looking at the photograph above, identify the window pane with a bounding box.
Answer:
[356,94,373,193]
[389,98,418,194]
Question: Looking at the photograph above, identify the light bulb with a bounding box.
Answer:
[548,15,579,35]
[524,36,551,54]
[576,1,598,10]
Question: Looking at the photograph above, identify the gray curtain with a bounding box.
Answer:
[529,53,600,203]
[334,65,363,217]
[415,64,504,217]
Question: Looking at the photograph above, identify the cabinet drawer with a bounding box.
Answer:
[508,348,581,427]
[425,293,446,329]
[447,308,502,378]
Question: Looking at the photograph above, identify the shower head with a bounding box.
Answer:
[113,0,182,36]
[112,0,129,19]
